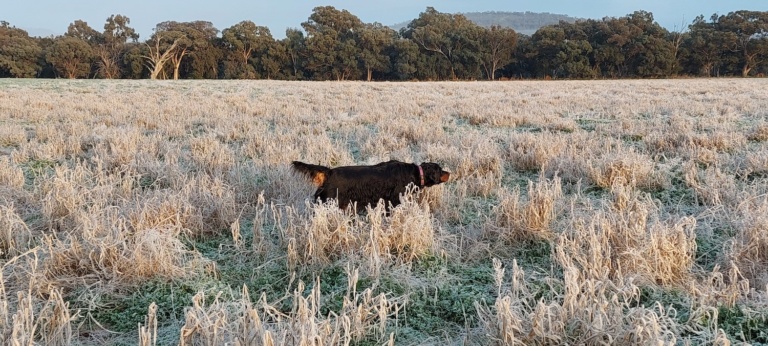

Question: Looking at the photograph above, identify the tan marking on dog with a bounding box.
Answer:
[313,172,326,187]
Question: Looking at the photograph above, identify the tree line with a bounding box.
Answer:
[1,7,767,80]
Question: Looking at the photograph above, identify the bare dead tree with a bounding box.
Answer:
[670,18,688,75]
[143,35,180,79]
[168,45,190,80]
[96,46,120,79]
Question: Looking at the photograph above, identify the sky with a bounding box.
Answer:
[3,0,767,39]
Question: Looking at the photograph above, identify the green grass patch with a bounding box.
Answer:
[21,158,57,186]
[718,305,768,344]
[636,286,692,325]
[382,256,495,340]
[87,278,231,334]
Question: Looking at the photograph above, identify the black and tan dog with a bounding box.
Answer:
[292,160,450,209]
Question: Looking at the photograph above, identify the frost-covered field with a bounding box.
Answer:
[1,79,767,345]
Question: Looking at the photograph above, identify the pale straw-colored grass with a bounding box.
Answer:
[476,258,682,345]
[747,123,768,142]
[0,204,32,258]
[1,78,767,344]
[0,157,25,190]
[558,183,697,287]
[0,275,76,346]
[487,176,563,243]
[176,267,398,346]
[684,161,738,207]
[284,188,439,274]
[725,196,768,290]
[504,131,566,173]
[0,124,27,150]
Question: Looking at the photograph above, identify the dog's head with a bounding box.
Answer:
[420,162,450,187]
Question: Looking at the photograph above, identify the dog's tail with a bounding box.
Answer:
[291,161,330,187]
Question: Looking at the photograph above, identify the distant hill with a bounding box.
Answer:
[392,11,584,36]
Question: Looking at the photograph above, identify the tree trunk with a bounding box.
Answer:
[242,49,252,77]
[144,37,180,80]
[743,65,752,77]
[150,66,163,80]
[173,60,181,80]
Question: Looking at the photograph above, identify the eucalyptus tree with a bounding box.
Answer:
[150,21,218,79]
[222,20,273,78]
[715,11,768,77]
[260,39,290,79]
[582,19,627,77]
[65,20,100,76]
[358,22,395,81]
[122,43,147,78]
[401,7,484,80]
[526,26,567,78]
[386,37,419,80]
[0,21,42,77]
[527,23,595,79]
[66,20,101,43]
[302,6,363,80]
[96,15,139,78]
[686,15,724,76]
[144,31,179,79]
[573,11,674,78]
[622,11,676,77]
[46,35,94,78]
[478,25,517,80]
[282,28,307,80]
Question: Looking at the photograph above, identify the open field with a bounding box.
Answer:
[1,78,768,345]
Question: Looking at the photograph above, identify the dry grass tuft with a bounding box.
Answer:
[0,157,25,189]
[504,132,566,173]
[369,190,437,264]
[189,135,235,176]
[138,302,158,346]
[0,204,32,258]
[40,217,206,291]
[725,197,768,290]
[557,189,696,286]
[586,152,663,191]
[683,161,737,206]
[647,124,746,161]
[747,123,768,142]
[0,124,28,149]
[178,267,399,345]
[0,280,77,346]
[180,175,239,236]
[435,136,503,197]
[476,258,682,345]
[487,176,563,243]
[286,189,438,271]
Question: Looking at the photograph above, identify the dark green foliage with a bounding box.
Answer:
[637,287,691,320]
[45,36,94,79]
[718,305,768,344]
[88,279,229,333]
[2,9,767,80]
[0,22,42,77]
